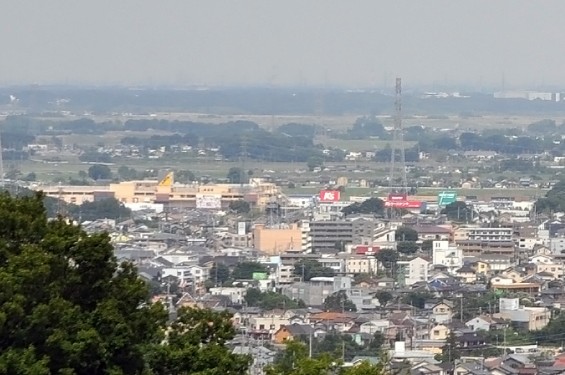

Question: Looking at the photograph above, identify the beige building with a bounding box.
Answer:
[253,223,304,255]
[38,175,280,210]
[344,255,377,275]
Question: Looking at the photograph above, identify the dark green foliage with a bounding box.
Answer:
[293,259,335,281]
[67,198,131,222]
[536,180,565,213]
[401,291,434,309]
[79,151,112,163]
[210,263,231,285]
[0,192,250,374]
[122,120,323,163]
[88,164,112,180]
[323,291,357,312]
[266,340,339,375]
[244,288,303,310]
[374,290,393,308]
[117,165,139,180]
[146,307,251,375]
[231,261,268,280]
[376,249,399,270]
[395,226,418,242]
[276,123,317,138]
[175,169,196,183]
[441,201,473,222]
[527,119,556,134]
[227,167,245,184]
[435,332,461,363]
[306,156,324,171]
[342,198,385,216]
[229,200,250,214]
[396,241,418,255]
[421,239,434,252]
[347,116,385,139]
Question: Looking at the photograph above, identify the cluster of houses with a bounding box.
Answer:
[73,183,565,374]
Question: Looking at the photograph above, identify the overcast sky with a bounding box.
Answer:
[1,1,564,89]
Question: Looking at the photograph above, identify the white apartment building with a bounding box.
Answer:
[276,264,295,284]
[162,264,209,285]
[432,240,463,273]
[397,257,430,286]
[467,227,513,242]
[209,286,247,304]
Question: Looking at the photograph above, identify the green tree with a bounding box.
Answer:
[67,198,131,222]
[374,290,393,308]
[421,239,434,253]
[210,262,231,285]
[293,259,335,281]
[245,289,303,310]
[324,291,357,312]
[175,169,196,183]
[341,360,386,375]
[435,332,461,363]
[376,249,398,273]
[536,179,565,213]
[231,261,268,280]
[0,192,251,374]
[117,165,139,180]
[266,340,339,375]
[229,200,250,214]
[396,241,418,255]
[146,307,251,374]
[342,198,385,216]
[306,156,324,171]
[441,201,473,222]
[88,164,112,180]
[227,167,245,184]
[395,226,418,241]
[401,291,434,309]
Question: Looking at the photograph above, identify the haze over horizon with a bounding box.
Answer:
[2,1,565,90]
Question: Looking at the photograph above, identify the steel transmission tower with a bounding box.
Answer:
[389,77,407,193]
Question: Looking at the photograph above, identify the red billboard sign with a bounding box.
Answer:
[319,190,341,202]
[388,193,408,201]
[384,200,422,209]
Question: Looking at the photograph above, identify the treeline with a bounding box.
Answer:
[121,119,325,162]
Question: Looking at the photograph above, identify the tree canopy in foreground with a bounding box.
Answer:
[0,191,250,374]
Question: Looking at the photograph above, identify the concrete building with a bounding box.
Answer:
[497,298,550,331]
[432,241,463,273]
[209,286,247,304]
[39,175,281,210]
[344,255,378,275]
[397,257,430,286]
[309,220,353,252]
[467,227,513,242]
[308,217,387,252]
[252,223,305,255]
[281,276,352,306]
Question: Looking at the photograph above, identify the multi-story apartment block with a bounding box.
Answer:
[397,257,430,286]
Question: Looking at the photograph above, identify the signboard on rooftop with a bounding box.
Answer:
[196,194,222,209]
[319,190,340,202]
[437,191,457,206]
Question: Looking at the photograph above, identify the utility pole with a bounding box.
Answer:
[309,331,313,358]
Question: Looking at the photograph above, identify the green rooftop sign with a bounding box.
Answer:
[252,272,268,281]
[437,191,457,206]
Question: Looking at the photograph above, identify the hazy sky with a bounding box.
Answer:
[1,1,564,89]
